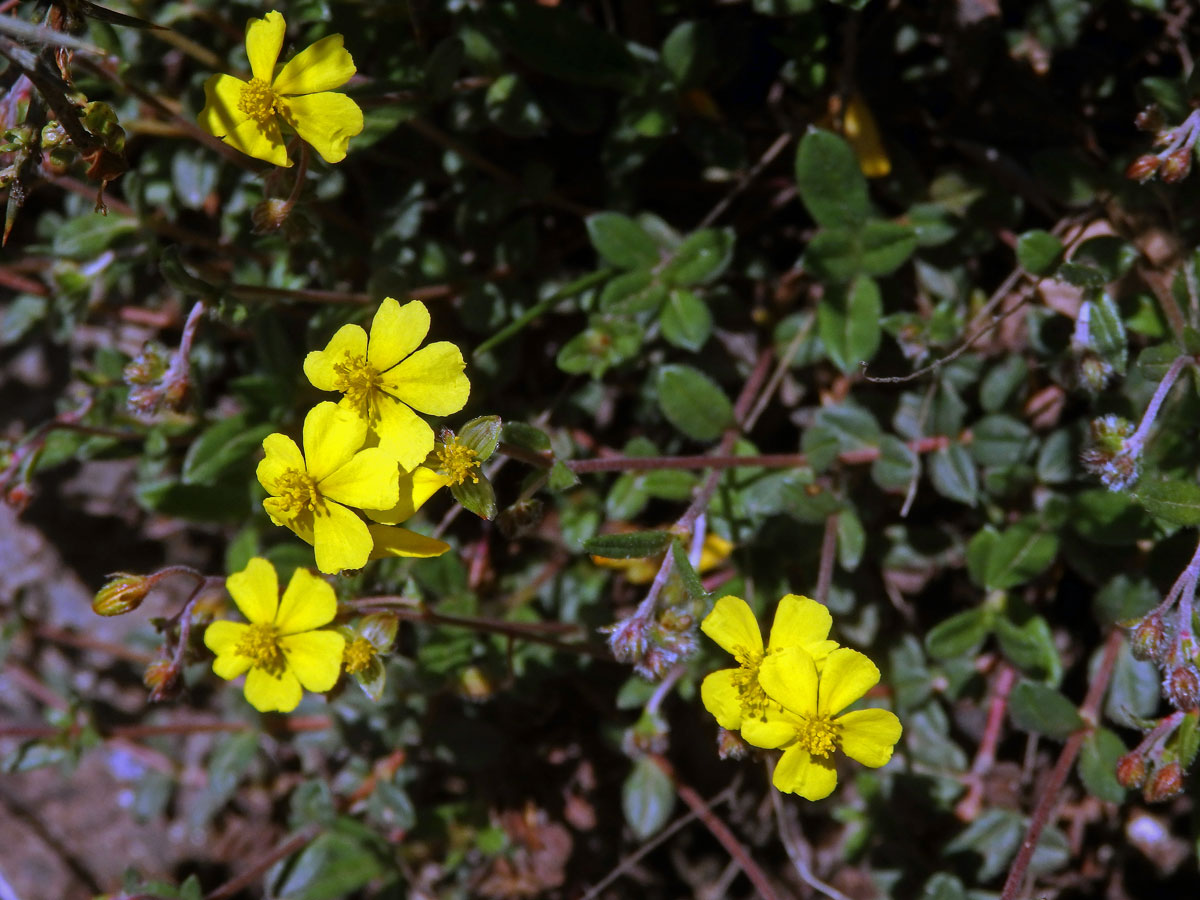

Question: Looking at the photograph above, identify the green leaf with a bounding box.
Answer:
[451,477,497,520]
[944,809,1023,881]
[743,469,843,523]
[980,356,1029,413]
[642,469,698,500]
[1094,574,1159,625]
[583,530,673,559]
[660,228,735,286]
[1136,342,1182,381]
[995,614,1060,682]
[805,222,918,282]
[966,522,1058,590]
[660,288,712,351]
[1057,262,1105,289]
[871,436,918,492]
[818,276,882,374]
[968,414,1033,468]
[925,608,990,659]
[458,415,502,460]
[182,416,274,486]
[928,445,977,506]
[548,460,580,492]
[837,508,866,571]
[1008,680,1082,740]
[655,364,734,441]
[1077,728,1127,803]
[671,539,709,602]
[556,319,644,378]
[1070,489,1155,545]
[1016,229,1063,275]
[919,873,967,900]
[1134,479,1200,526]
[488,2,640,91]
[622,756,675,840]
[271,826,388,900]
[795,129,870,230]
[50,214,138,260]
[600,269,668,314]
[1104,641,1160,725]
[501,421,551,453]
[1082,293,1128,375]
[587,213,660,269]
[662,20,716,88]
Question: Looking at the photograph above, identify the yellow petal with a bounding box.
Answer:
[263,498,315,548]
[258,432,305,493]
[696,533,733,572]
[222,114,290,167]
[842,93,891,179]
[741,711,798,750]
[700,595,763,658]
[369,397,435,472]
[273,34,355,96]
[303,324,368,392]
[367,298,429,372]
[319,447,400,511]
[312,501,373,573]
[197,74,251,139]
[280,91,363,164]
[773,745,838,800]
[244,665,302,713]
[817,648,880,717]
[303,401,367,483]
[275,567,337,634]
[767,594,832,653]
[225,557,279,625]
[700,669,744,730]
[837,708,902,768]
[280,630,345,691]
[366,466,449,525]
[379,342,470,416]
[205,621,251,679]
[245,10,285,84]
[758,647,819,717]
[367,524,451,559]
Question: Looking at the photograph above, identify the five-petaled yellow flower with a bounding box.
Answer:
[204,557,344,713]
[258,401,399,573]
[743,647,903,801]
[304,298,470,471]
[700,594,839,732]
[197,10,363,167]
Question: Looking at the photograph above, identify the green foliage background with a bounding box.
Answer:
[4,0,1200,897]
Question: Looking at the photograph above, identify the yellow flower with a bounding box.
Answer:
[257,402,399,574]
[744,647,903,801]
[592,531,734,584]
[365,465,453,559]
[204,557,344,713]
[303,298,470,471]
[197,10,363,166]
[700,594,839,732]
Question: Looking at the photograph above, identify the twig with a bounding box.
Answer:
[768,767,852,900]
[205,824,322,900]
[652,755,782,900]
[955,663,1017,821]
[815,513,838,606]
[696,131,793,230]
[998,629,1123,900]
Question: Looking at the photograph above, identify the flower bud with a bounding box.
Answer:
[1164,665,1200,710]
[251,198,293,233]
[1135,107,1164,132]
[716,727,749,760]
[1116,750,1148,789]
[93,573,150,616]
[1125,154,1161,182]
[1078,353,1113,394]
[5,482,34,512]
[1143,760,1185,803]
[143,658,179,702]
[603,615,651,664]
[1130,613,1171,664]
[1160,148,1193,184]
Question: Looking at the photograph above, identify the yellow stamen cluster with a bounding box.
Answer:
[332,354,382,410]
[275,469,324,516]
[436,439,480,486]
[731,646,768,717]
[794,714,838,757]
[238,77,280,124]
[343,637,375,675]
[236,622,285,675]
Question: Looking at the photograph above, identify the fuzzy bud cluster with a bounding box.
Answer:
[1081,414,1140,492]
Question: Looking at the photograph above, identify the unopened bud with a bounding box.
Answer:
[1125,154,1161,182]
[1078,353,1113,394]
[1143,760,1185,803]
[457,665,494,702]
[1164,665,1200,710]
[1116,750,1148,789]
[251,198,293,233]
[1160,148,1193,184]
[143,658,179,701]
[93,573,150,616]
[604,615,651,664]
[1135,107,1164,132]
[1130,613,1172,663]
[5,482,34,512]
[717,727,749,760]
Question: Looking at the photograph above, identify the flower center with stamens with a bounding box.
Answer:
[275,468,324,516]
[238,77,280,124]
[435,438,480,485]
[730,645,768,717]
[332,354,383,411]
[236,622,285,675]
[795,714,838,757]
[343,637,375,674]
